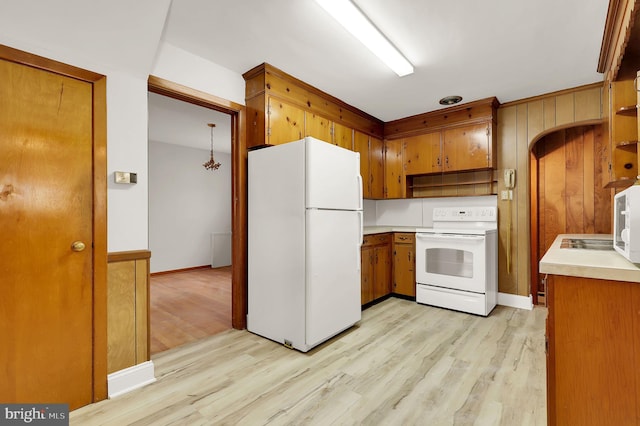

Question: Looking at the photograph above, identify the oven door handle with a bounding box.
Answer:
[416,234,485,242]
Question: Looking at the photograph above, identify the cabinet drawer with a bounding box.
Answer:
[393,232,415,243]
[362,233,391,246]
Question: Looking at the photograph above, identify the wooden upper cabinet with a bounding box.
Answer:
[403,132,442,175]
[370,136,384,199]
[354,130,371,198]
[243,63,384,149]
[305,111,332,143]
[268,97,304,145]
[443,123,492,172]
[384,139,404,198]
[333,122,353,150]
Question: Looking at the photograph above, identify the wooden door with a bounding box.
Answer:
[305,111,332,143]
[267,98,304,145]
[403,132,442,175]
[372,244,391,299]
[532,125,611,304]
[369,136,384,199]
[443,123,490,171]
[333,122,353,150]
[0,58,95,408]
[354,131,371,197]
[393,234,415,297]
[384,139,404,198]
[360,245,374,305]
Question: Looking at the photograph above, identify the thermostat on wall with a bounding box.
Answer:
[114,171,137,184]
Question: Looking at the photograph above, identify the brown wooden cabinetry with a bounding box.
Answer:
[403,132,442,175]
[605,79,638,187]
[385,97,499,198]
[304,110,332,143]
[361,233,391,305]
[443,122,494,172]
[333,121,353,150]
[267,97,304,145]
[546,274,640,425]
[384,139,405,198]
[243,63,383,150]
[355,130,384,199]
[392,233,415,297]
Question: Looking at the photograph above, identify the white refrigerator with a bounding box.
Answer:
[247,136,363,352]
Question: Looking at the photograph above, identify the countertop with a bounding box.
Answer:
[539,234,640,283]
[363,226,418,235]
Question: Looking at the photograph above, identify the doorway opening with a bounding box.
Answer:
[147,76,247,354]
[529,123,611,304]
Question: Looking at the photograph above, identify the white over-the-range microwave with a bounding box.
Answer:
[614,185,640,263]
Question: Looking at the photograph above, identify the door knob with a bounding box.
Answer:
[71,241,86,252]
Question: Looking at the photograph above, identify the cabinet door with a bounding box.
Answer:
[333,122,353,150]
[370,136,384,199]
[393,235,415,297]
[384,139,404,198]
[305,111,332,143]
[372,244,391,300]
[360,245,374,305]
[548,275,638,425]
[403,132,442,175]
[443,123,491,171]
[268,98,304,145]
[354,130,371,198]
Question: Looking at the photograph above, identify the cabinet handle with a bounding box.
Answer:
[437,156,441,166]
[445,156,449,167]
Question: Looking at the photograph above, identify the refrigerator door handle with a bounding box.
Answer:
[358,210,364,245]
[356,174,363,210]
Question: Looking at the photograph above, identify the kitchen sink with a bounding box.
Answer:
[560,238,613,250]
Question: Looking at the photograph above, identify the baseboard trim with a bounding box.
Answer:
[498,292,533,310]
[107,361,156,398]
[150,265,211,276]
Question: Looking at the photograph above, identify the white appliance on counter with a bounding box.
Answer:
[415,206,497,316]
[248,137,363,352]
[614,185,640,263]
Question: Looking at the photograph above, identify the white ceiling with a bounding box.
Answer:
[151,0,609,152]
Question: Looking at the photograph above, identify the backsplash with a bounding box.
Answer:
[367,196,497,228]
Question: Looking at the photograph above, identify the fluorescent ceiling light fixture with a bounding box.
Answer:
[314,0,414,77]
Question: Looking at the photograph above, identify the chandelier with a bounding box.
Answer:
[203,122,221,171]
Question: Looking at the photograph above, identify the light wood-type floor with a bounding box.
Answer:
[73,298,546,425]
[150,266,232,355]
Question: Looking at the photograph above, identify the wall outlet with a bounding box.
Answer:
[501,190,513,200]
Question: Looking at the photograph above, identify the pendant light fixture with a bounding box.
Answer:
[203,123,221,171]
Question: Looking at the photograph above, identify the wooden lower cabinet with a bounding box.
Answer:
[361,233,391,305]
[392,233,415,297]
[546,274,640,425]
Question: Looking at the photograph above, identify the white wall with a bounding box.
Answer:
[107,73,151,251]
[149,141,231,273]
[371,195,498,227]
[151,42,246,106]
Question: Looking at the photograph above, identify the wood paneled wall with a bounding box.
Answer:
[497,83,603,296]
[107,251,151,374]
[535,126,611,261]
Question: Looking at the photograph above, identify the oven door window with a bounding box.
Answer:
[425,248,473,278]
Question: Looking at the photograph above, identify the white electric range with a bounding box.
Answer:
[415,206,498,316]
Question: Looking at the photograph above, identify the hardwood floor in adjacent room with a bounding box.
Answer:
[150,266,232,355]
[72,298,547,425]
